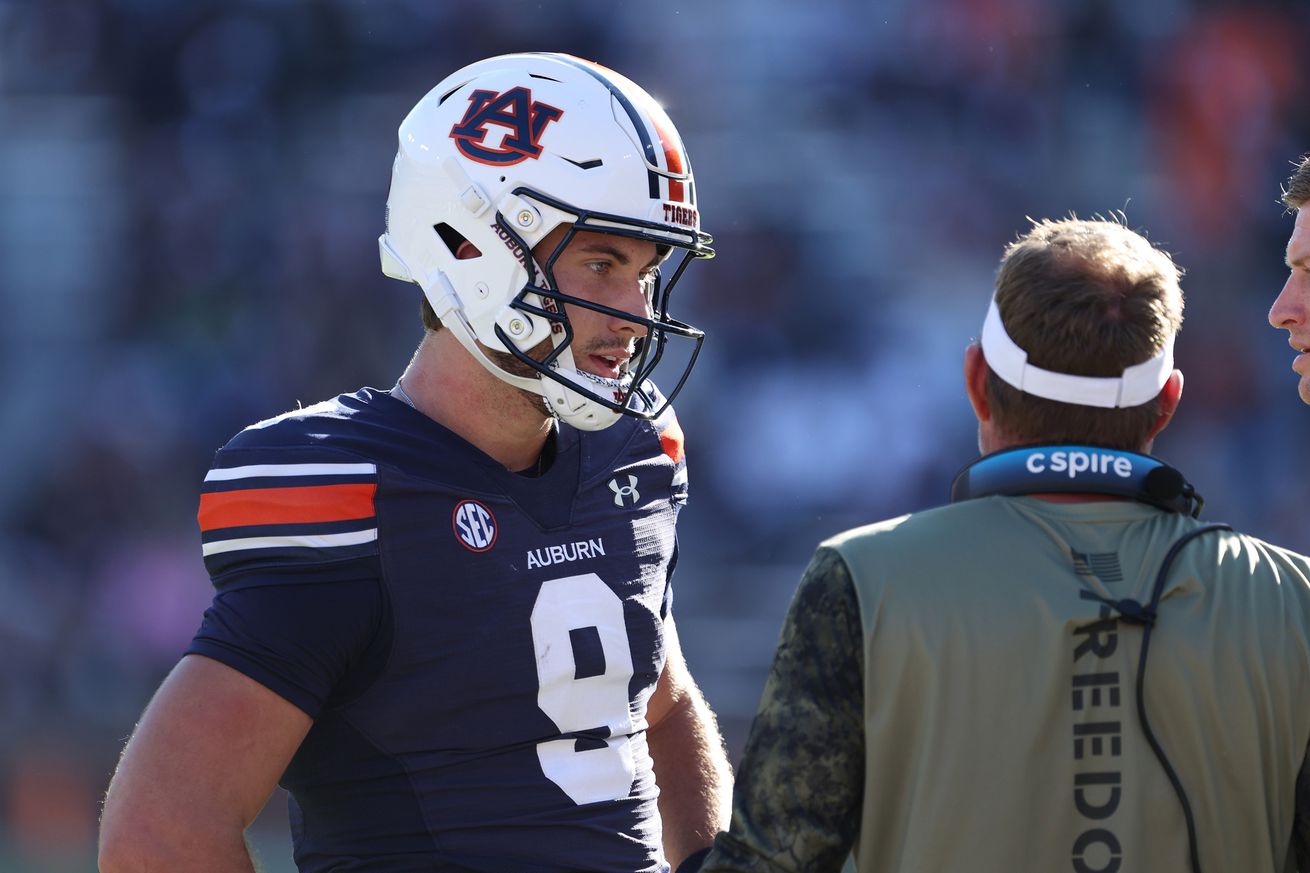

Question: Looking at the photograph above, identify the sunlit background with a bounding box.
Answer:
[2,0,1308,869]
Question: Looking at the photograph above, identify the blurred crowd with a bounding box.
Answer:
[2,0,1308,869]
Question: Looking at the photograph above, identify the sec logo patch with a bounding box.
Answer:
[452,499,497,552]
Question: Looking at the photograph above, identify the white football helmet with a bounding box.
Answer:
[379,52,712,431]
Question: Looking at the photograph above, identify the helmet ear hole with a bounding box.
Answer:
[433,223,466,257]
[433,223,484,260]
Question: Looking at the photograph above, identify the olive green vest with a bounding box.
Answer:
[830,497,1310,873]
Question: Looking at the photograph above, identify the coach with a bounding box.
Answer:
[703,217,1310,873]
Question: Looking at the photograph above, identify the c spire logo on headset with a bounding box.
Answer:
[450,87,564,166]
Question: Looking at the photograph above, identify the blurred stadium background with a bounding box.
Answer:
[2,0,1308,869]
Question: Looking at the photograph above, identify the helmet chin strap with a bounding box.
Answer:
[538,345,628,431]
[426,270,628,432]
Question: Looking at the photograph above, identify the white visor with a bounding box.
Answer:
[980,299,1173,409]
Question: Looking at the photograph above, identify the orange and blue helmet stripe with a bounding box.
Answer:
[538,53,694,207]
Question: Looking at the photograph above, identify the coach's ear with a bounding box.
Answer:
[1145,369,1183,445]
[964,343,991,424]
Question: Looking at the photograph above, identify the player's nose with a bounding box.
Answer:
[605,276,651,337]
[1270,274,1306,329]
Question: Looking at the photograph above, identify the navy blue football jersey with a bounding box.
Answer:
[187,387,689,873]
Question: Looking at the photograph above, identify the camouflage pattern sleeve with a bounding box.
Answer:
[701,547,864,873]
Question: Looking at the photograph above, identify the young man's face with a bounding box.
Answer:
[1269,208,1310,405]
[532,226,661,380]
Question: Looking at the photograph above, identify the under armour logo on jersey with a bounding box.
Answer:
[453,499,498,552]
[609,475,640,507]
[450,87,564,166]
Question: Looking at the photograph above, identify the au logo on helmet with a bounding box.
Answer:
[449,87,564,166]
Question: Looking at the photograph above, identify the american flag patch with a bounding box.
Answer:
[198,461,379,576]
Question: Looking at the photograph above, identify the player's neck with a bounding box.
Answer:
[399,331,554,473]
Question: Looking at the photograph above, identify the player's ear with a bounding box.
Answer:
[1145,369,1183,444]
[964,343,992,423]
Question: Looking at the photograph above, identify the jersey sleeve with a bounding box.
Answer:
[188,439,388,716]
[198,444,380,583]
[649,403,686,620]
[660,538,680,620]
[701,547,865,873]
[186,570,387,718]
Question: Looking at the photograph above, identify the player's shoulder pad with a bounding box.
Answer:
[199,404,380,582]
[625,380,683,463]
[641,389,688,506]
[222,396,357,450]
[651,403,686,467]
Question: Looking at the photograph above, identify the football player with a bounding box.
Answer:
[99,53,731,873]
